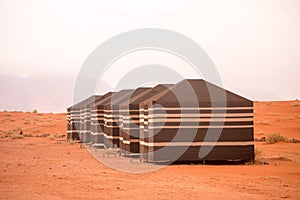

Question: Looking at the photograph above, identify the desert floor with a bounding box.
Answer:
[0,101,299,200]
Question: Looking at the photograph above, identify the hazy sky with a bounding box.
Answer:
[0,0,299,111]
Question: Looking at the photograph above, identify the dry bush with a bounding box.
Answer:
[48,135,55,140]
[32,109,38,114]
[291,101,300,107]
[266,133,289,144]
[34,117,43,122]
[254,148,262,161]
[10,134,24,139]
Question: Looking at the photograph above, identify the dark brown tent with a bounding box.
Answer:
[67,106,80,140]
[90,92,114,146]
[119,84,173,155]
[139,79,254,163]
[103,88,150,148]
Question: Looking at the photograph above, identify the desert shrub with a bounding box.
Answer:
[32,109,38,114]
[48,135,55,140]
[254,148,262,161]
[291,101,300,106]
[55,134,65,138]
[6,130,15,135]
[40,133,50,138]
[34,117,43,122]
[23,133,32,137]
[10,134,24,139]
[266,133,289,144]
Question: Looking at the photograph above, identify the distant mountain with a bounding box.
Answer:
[0,74,76,113]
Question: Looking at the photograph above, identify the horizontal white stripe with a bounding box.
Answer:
[139,109,148,112]
[103,133,119,139]
[91,113,104,116]
[118,109,140,112]
[104,114,120,118]
[123,140,130,144]
[148,125,253,129]
[149,113,253,118]
[91,132,103,136]
[148,118,253,123]
[104,124,121,128]
[105,119,121,123]
[122,139,140,144]
[140,141,254,147]
[122,127,140,130]
[149,107,253,111]
[122,119,140,123]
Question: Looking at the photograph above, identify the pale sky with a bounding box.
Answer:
[0,0,299,111]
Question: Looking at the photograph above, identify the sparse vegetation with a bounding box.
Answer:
[34,117,43,122]
[254,148,262,162]
[10,133,24,139]
[48,135,55,140]
[291,101,300,107]
[283,116,296,121]
[266,133,289,144]
[32,109,38,114]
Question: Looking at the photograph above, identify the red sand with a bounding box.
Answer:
[0,101,300,199]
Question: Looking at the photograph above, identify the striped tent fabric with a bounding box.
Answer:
[103,90,134,148]
[117,88,153,154]
[120,84,173,156]
[90,92,114,146]
[67,106,80,140]
[103,88,150,148]
[67,104,82,141]
[139,79,254,163]
[75,95,103,143]
[67,79,254,164]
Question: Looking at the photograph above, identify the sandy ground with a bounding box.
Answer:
[0,101,300,199]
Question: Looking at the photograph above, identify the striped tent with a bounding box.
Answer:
[139,79,254,163]
[67,106,80,140]
[78,95,103,143]
[120,84,173,155]
[103,88,150,148]
[90,92,114,146]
